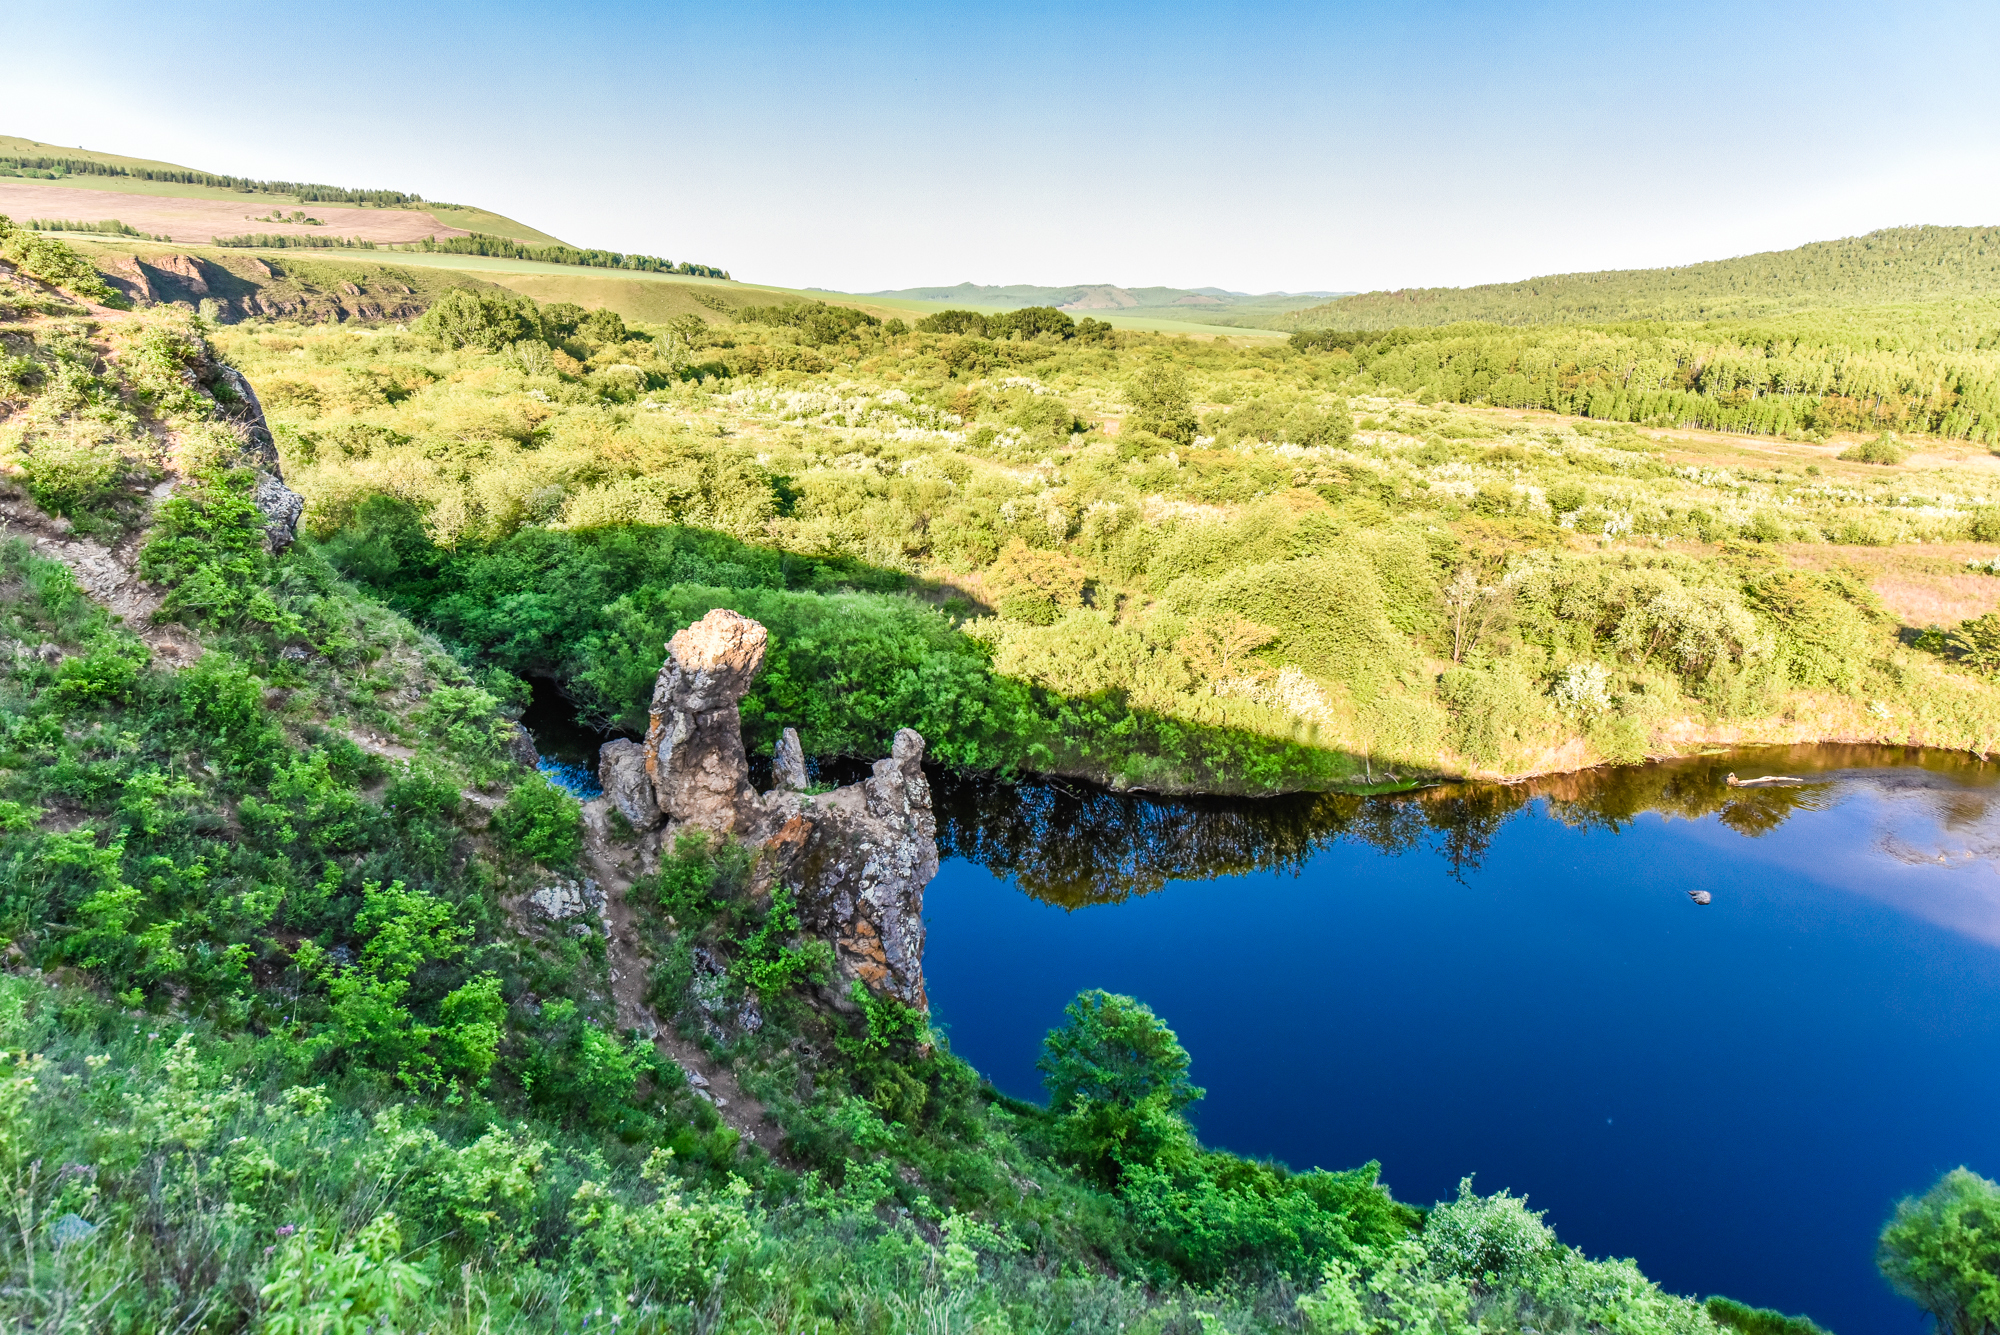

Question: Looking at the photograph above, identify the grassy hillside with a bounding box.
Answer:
[1287,226,2000,330]
[1,133,565,244]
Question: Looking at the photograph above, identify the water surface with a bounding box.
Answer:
[925,748,2000,1334]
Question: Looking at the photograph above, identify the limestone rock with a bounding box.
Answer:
[772,727,809,792]
[529,876,603,922]
[599,737,661,830]
[759,728,937,1011]
[624,611,940,1012]
[645,609,768,835]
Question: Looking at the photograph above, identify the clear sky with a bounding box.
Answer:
[5,0,1998,295]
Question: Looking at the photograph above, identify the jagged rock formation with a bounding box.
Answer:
[760,728,937,1010]
[772,727,809,792]
[604,608,938,1010]
[643,610,769,836]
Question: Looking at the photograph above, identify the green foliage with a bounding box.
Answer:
[1039,989,1201,1114]
[409,230,727,278]
[1838,431,1908,464]
[411,287,545,351]
[732,885,835,996]
[1127,362,1198,443]
[1950,613,2000,674]
[1877,1166,2000,1335]
[1745,570,1878,692]
[737,300,881,345]
[492,772,582,865]
[139,467,294,631]
[0,214,118,301]
[1289,224,2000,330]
[1705,1296,1832,1335]
[915,307,1078,340]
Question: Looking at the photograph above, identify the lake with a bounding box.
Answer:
[925,748,2000,1335]
[523,683,1998,1333]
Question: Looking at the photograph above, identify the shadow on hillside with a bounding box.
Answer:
[309,502,1384,797]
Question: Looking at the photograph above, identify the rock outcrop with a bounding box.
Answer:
[613,609,938,1010]
[759,728,938,1010]
[643,610,769,835]
[204,359,304,551]
[598,737,661,831]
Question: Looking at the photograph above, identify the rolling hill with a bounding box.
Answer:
[1284,225,2000,330]
[0,133,563,245]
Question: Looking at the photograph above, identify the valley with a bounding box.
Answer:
[3,134,1998,1334]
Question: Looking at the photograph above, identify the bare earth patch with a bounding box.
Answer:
[0,182,469,245]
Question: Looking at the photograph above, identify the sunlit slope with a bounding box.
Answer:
[1287,225,2000,330]
[0,133,563,244]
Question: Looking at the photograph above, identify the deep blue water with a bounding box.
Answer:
[924,752,2000,1334]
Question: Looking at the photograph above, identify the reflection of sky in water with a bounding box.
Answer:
[925,758,2000,1335]
[1672,775,2000,948]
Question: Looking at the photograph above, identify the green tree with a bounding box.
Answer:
[1126,364,1197,443]
[1878,1167,2000,1335]
[1039,989,1201,1114]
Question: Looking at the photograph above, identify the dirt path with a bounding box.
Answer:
[577,799,785,1156]
[0,487,206,667]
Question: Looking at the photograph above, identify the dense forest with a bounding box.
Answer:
[1293,298,2000,443]
[1287,226,2000,329]
[0,223,1993,1333]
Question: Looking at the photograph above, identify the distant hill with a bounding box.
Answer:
[862,281,1346,330]
[0,133,564,246]
[1283,226,2000,331]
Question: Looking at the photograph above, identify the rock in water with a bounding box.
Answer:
[598,737,661,830]
[760,728,938,1011]
[772,726,809,792]
[645,609,770,834]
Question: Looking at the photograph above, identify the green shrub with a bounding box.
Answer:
[491,772,581,865]
[1440,663,1549,767]
[1839,432,1908,465]
[412,287,544,351]
[1746,570,1878,692]
[1127,364,1198,443]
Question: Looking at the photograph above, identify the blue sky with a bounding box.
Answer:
[6,0,1998,294]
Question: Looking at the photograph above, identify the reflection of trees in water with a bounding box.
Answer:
[931,773,1531,908]
[934,744,1999,908]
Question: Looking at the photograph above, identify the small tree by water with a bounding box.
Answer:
[1878,1167,2000,1335]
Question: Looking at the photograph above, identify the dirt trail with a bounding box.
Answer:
[577,798,785,1155]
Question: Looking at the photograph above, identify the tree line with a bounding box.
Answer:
[0,153,432,207]
[403,232,728,279]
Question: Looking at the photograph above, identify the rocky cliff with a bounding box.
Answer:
[598,608,938,1011]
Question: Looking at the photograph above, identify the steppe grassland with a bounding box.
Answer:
[207,301,2000,788]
